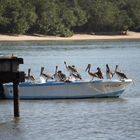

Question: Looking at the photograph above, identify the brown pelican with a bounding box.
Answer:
[85,64,98,80]
[64,61,78,74]
[57,70,67,81]
[95,67,104,79]
[64,61,82,79]
[25,68,35,82]
[114,65,128,80]
[40,67,53,83]
[65,73,82,82]
[106,64,114,79]
[53,66,62,82]
[53,66,67,82]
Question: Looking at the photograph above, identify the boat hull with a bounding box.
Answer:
[3,79,132,99]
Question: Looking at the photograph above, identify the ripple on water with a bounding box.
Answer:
[1,98,140,140]
[0,41,140,140]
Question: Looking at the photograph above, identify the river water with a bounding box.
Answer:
[0,40,140,140]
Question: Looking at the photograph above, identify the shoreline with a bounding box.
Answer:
[0,31,140,42]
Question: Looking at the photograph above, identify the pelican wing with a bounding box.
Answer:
[29,75,35,81]
[41,73,53,79]
[94,71,103,79]
[71,73,82,80]
[68,66,78,73]
[89,72,98,78]
[116,72,128,79]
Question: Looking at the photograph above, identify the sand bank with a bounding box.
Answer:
[0,31,140,42]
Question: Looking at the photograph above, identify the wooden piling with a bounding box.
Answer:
[13,81,20,117]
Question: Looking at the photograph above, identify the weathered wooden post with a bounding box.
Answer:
[0,56,25,117]
[13,81,20,117]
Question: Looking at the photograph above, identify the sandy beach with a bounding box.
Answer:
[0,31,140,42]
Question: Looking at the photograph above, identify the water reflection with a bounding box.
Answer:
[1,97,140,140]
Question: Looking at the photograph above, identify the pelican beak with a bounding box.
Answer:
[85,64,89,72]
[115,65,118,72]
[40,67,43,75]
[41,67,43,70]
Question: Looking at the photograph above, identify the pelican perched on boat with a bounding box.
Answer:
[66,73,82,82]
[114,65,128,80]
[25,68,35,82]
[85,64,98,80]
[53,66,61,82]
[57,70,67,81]
[64,61,78,74]
[106,64,114,79]
[95,67,104,79]
[53,66,67,82]
[40,67,53,83]
[64,61,82,79]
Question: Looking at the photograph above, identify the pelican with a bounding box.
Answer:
[114,65,128,80]
[40,67,53,83]
[95,67,104,79]
[57,70,67,81]
[25,68,35,82]
[85,64,98,80]
[53,66,62,82]
[64,61,82,79]
[66,73,82,82]
[64,61,78,74]
[106,64,114,79]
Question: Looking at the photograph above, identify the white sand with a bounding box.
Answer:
[0,31,140,42]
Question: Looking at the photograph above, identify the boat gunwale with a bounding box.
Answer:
[4,79,132,87]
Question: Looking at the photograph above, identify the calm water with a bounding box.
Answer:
[0,40,140,140]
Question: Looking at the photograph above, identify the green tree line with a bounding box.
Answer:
[0,0,140,36]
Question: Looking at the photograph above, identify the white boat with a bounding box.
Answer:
[3,79,132,99]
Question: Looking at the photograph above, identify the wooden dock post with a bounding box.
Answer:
[0,56,25,117]
[13,81,20,117]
